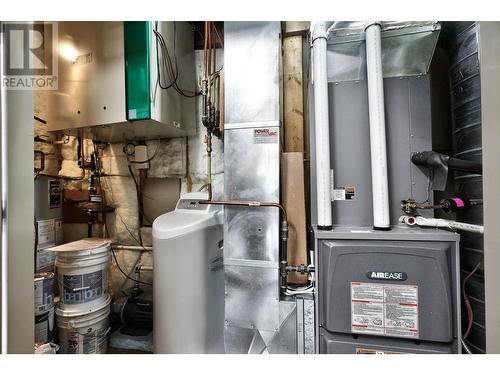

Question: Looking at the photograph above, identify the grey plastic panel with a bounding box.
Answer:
[320,330,456,354]
[319,240,455,343]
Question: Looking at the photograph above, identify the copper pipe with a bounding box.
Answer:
[207,22,211,76]
[204,22,208,77]
[199,199,287,223]
[35,172,85,181]
[208,22,213,108]
[212,22,216,74]
[209,22,213,74]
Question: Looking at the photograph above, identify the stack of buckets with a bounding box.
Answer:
[34,272,55,346]
[49,238,112,354]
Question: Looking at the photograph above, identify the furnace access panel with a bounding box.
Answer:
[316,232,461,354]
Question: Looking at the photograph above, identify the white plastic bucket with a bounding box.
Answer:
[56,294,111,354]
[52,239,111,313]
[35,306,55,344]
[34,272,54,315]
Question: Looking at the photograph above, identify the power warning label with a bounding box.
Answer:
[254,128,279,144]
[351,282,419,339]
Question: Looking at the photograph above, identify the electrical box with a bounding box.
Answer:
[314,227,461,354]
[46,21,196,142]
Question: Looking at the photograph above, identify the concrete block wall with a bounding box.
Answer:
[34,50,224,297]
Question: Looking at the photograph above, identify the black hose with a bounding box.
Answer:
[411,151,482,175]
[448,157,482,174]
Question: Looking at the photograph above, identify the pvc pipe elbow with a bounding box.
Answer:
[311,21,331,42]
[364,21,382,31]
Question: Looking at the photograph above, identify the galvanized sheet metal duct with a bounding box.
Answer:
[223,22,299,354]
[326,21,441,82]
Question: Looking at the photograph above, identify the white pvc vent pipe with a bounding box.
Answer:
[311,22,332,230]
[365,23,390,230]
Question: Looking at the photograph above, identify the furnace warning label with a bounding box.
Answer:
[333,186,355,201]
[351,282,419,339]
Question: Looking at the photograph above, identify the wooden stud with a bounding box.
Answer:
[283,35,304,153]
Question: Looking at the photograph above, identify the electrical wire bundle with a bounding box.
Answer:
[153,21,201,98]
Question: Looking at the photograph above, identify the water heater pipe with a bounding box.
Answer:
[365,22,391,230]
[311,21,333,230]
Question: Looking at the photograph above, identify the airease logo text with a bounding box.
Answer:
[366,271,407,281]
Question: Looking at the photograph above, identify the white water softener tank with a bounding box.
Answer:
[152,192,224,353]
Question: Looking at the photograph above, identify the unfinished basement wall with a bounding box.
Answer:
[34,49,224,297]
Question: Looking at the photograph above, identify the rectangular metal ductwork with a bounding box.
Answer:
[223,21,302,354]
[326,21,441,82]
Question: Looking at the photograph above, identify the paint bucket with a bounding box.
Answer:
[35,307,55,344]
[34,272,55,315]
[55,294,111,354]
[51,239,111,314]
